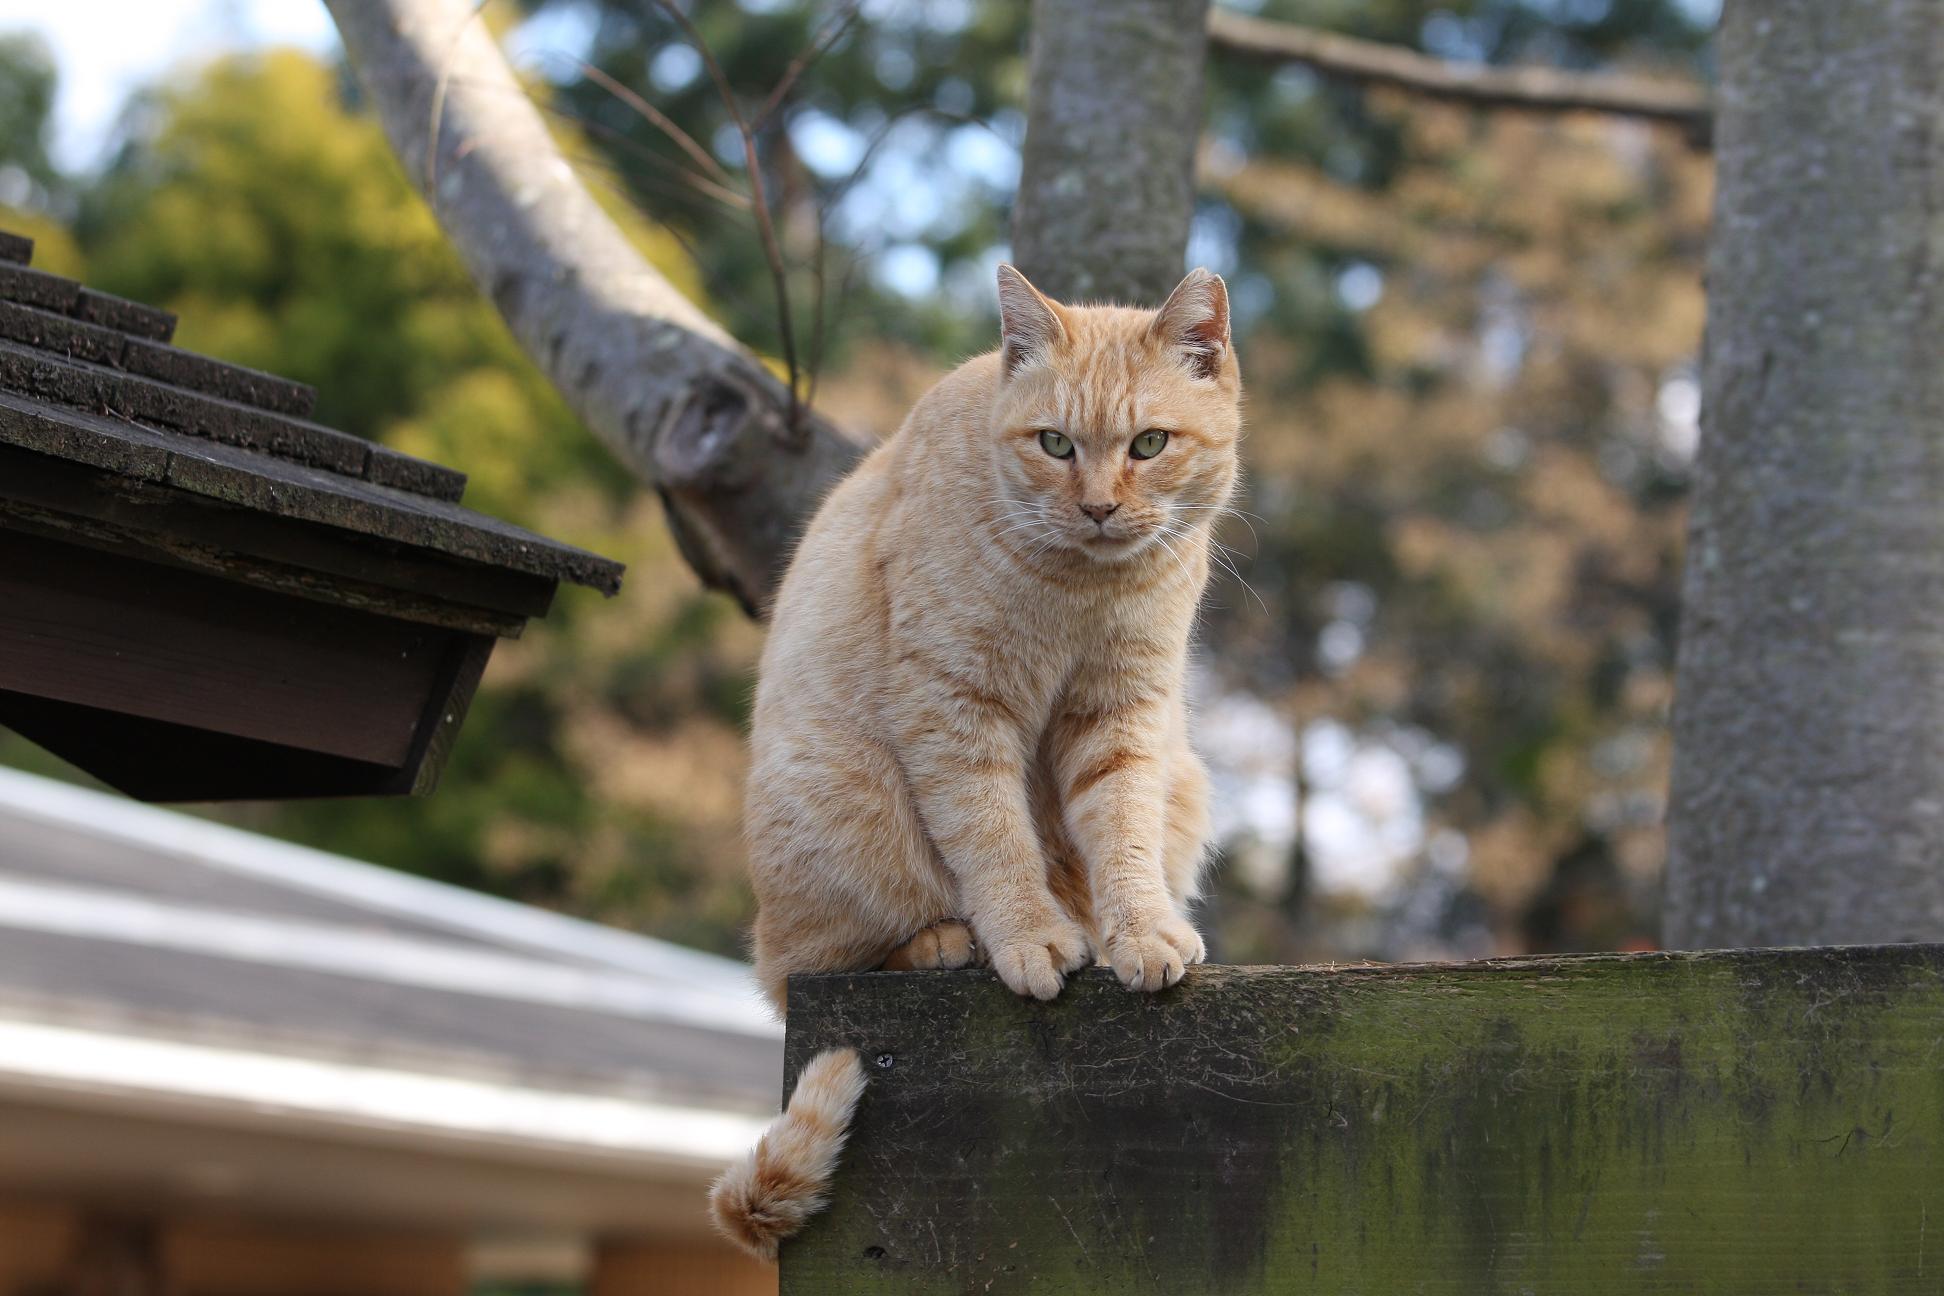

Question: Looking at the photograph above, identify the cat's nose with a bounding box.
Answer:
[1079,501,1119,524]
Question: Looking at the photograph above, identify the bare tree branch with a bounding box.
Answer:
[325,0,865,617]
[570,59,739,191]
[1207,7,1712,146]
[756,0,863,131]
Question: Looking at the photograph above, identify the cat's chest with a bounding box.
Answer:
[888,545,1188,692]
[980,593,1180,712]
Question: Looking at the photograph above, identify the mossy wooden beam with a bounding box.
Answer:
[782,947,1944,1294]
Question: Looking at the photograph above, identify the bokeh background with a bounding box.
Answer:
[0,0,1720,968]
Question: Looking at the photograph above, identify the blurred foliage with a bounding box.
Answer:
[0,32,58,204]
[0,0,1717,962]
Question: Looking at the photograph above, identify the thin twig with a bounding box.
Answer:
[438,69,753,209]
[558,140,753,220]
[573,57,739,187]
[650,0,804,430]
[800,105,1006,396]
[565,154,784,332]
[425,0,493,201]
[538,100,753,211]
[755,0,863,131]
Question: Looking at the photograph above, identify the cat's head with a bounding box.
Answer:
[987,264,1241,566]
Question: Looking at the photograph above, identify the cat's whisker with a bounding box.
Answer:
[1204,543,1268,614]
[996,524,1059,563]
[1027,529,1068,562]
[1152,519,1263,614]
[992,517,1050,536]
[1149,526,1194,584]
[987,508,1046,529]
[1174,503,1266,522]
[1172,503,1261,549]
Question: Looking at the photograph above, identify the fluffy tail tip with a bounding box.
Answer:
[709,1047,867,1261]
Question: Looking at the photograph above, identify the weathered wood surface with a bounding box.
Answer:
[783,948,1944,1293]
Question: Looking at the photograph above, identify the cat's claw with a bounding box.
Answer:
[985,912,1091,1000]
[1105,912,1205,992]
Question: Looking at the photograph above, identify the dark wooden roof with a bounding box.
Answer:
[0,231,627,801]
[0,235,623,596]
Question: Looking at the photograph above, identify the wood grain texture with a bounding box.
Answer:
[783,949,1944,1294]
[0,394,622,595]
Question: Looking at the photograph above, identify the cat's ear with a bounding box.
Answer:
[996,264,1067,379]
[1151,268,1231,381]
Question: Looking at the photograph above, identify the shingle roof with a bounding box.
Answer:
[0,230,624,596]
[0,230,633,800]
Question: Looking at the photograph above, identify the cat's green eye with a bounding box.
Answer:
[1038,429,1074,459]
[1130,429,1170,460]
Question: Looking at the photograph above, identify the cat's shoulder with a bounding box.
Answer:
[902,351,1002,435]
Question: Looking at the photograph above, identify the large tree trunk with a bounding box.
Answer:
[1012,0,1211,304]
[325,0,864,617]
[1663,1,1943,948]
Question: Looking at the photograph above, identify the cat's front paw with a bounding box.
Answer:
[1104,911,1205,992]
[984,910,1091,1001]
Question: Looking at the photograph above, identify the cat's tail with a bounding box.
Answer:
[709,1047,867,1261]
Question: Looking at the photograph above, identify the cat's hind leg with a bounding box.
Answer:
[880,920,977,971]
[746,730,960,1008]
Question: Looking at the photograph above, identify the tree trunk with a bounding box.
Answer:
[1663,1,1943,948]
[1012,0,1211,305]
[325,0,864,617]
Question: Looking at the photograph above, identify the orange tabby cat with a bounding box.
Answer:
[711,264,1242,1258]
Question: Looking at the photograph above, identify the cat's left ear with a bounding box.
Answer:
[1151,268,1231,381]
[997,264,1067,379]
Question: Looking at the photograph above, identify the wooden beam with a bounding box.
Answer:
[782,948,1944,1292]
